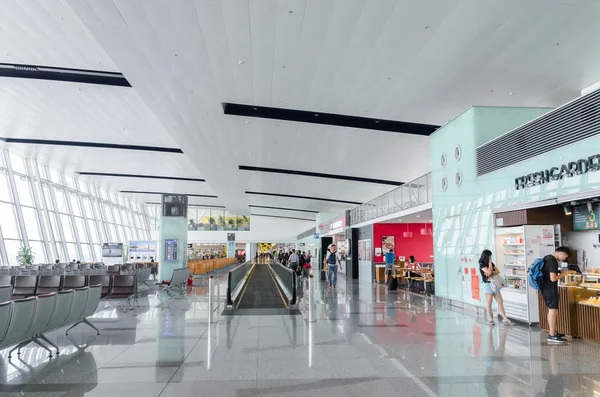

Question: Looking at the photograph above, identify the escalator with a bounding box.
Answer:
[235,264,288,314]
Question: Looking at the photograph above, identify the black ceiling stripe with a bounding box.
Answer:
[0,63,131,87]
[239,165,402,186]
[146,201,225,208]
[223,103,439,136]
[0,138,183,154]
[77,172,204,182]
[248,205,319,214]
[245,191,361,205]
[121,191,217,198]
[251,213,315,222]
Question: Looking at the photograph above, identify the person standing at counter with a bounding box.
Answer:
[384,249,396,277]
[479,249,515,326]
[542,247,571,344]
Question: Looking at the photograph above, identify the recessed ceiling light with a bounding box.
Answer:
[238,60,245,65]
[509,92,514,96]
[416,215,420,217]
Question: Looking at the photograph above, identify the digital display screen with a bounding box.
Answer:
[165,239,178,261]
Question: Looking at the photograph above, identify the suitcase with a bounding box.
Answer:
[388,276,398,290]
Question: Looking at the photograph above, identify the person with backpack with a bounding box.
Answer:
[324,244,342,288]
[535,246,571,343]
[479,249,515,326]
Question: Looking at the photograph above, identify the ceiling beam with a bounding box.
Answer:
[248,205,319,214]
[246,191,361,205]
[251,213,315,222]
[0,63,131,87]
[121,191,217,198]
[240,165,402,186]
[78,172,204,182]
[223,102,439,136]
[0,138,183,154]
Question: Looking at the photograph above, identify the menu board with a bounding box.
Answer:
[573,203,600,231]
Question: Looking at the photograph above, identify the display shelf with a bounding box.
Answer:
[504,287,526,293]
[504,244,525,247]
[504,253,525,256]
[505,275,526,279]
[505,264,526,267]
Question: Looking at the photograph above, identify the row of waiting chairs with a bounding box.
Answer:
[0,285,102,359]
[0,274,139,302]
[156,267,190,297]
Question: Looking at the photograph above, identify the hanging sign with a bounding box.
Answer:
[514,154,600,190]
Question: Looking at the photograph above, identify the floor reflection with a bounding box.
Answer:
[0,276,600,396]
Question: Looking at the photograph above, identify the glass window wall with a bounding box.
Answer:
[0,150,151,265]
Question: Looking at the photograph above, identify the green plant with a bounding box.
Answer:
[17,246,35,266]
[209,217,216,225]
[236,218,243,225]
[228,218,235,226]
[242,216,249,223]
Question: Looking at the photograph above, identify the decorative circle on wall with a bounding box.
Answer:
[455,171,462,186]
[440,153,447,167]
[441,177,448,191]
[454,145,462,161]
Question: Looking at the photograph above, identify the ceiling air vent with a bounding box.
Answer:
[441,177,448,191]
[476,88,600,176]
[440,153,447,167]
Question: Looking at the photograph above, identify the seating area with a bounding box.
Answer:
[0,263,107,277]
[155,267,191,296]
[0,285,102,359]
[0,274,145,303]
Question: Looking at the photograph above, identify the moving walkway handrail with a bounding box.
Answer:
[269,262,297,306]
[226,261,254,307]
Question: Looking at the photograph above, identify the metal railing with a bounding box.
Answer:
[226,261,254,306]
[350,173,432,225]
[269,262,297,306]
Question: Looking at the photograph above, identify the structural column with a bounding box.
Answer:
[158,195,189,281]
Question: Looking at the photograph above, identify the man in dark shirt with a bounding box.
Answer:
[541,246,571,344]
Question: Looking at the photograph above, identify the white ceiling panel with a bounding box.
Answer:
[2,0,599,217]
[0,0,117,70]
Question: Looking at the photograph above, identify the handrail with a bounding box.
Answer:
[269,262,297,306]
[226,261,254,306]
[350,172,431,225]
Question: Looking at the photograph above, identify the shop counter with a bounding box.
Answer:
[538,282,600,341]
[375,265,386,283]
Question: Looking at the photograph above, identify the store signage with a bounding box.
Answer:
[314,233,320,239]
[329,218,344,231]
[514,154,600,190]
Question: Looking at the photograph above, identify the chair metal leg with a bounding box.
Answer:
[65,321,80,335]
[83,319,100,335]
[31,338,53,358]
[9,341,29,358]
[38,334,60,355]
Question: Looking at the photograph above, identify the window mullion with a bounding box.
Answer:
[44,166,69,261]
[74,179,95,261]
[60,173,84,260]
[3,149,29,249]
[26,158,51,262]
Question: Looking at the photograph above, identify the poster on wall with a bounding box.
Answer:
[102,243,123,258]
[573,203,599,231]
[358,241,364,260]
[129,240,157,262]
[381,236,395,254]
[365,240,371,261]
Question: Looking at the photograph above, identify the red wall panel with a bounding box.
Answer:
[373,223,433,263]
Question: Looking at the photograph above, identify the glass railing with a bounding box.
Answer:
[226,261,254,306]
[350,173,432,225]
[269,262,297,305]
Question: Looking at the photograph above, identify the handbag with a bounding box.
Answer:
[489,274,506,293]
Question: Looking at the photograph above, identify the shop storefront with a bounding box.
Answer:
[431,103,600,342]
[322,213,349,275]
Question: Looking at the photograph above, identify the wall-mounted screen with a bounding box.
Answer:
[165,239,178,261]
[573,203,599,231]
[102,243,123,257]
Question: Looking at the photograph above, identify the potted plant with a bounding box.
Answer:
[236,218,243,229]
[228,218,235,229]
[209,217,216,230]
[17,246,35,266]
[188,219,196,230]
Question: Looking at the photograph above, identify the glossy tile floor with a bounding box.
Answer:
[2,274,600,396]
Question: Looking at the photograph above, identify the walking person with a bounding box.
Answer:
[479,249,515,326]
[384,249,396,282]
[324,244,342,288]
[541,247,571,343]
[289,249,299,273]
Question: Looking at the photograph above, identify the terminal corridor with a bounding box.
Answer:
[2,275,599,396]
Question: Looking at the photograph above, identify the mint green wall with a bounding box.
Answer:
[158,217,188,281]
[431,106,600,307]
